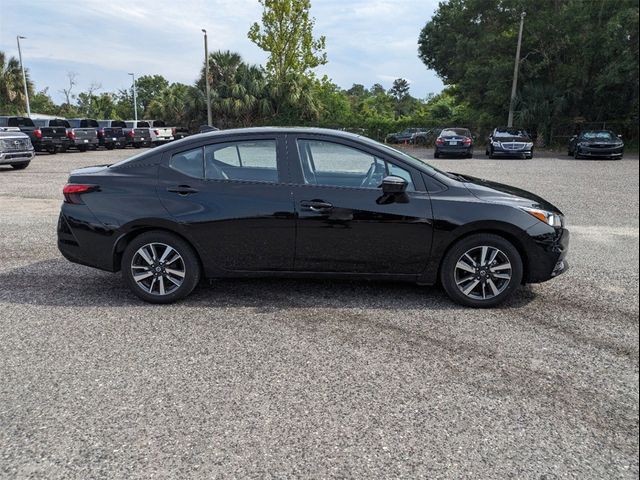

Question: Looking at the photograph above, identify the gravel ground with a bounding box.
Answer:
[0,147,638,479]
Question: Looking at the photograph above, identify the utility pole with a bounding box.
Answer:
[128,72,138,121]
[16,35,31,117]
[507,12,525,127]
[202,29,212,126]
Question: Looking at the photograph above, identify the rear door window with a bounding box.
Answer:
[81,119,99,128]
[204,140,279,182]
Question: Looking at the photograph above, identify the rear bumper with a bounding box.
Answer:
[436,146,473,155]
[99,136,127,147]
[152,136,174,143]
[71,138,99,147]
[0,149,35,164]
[34,137,72,150]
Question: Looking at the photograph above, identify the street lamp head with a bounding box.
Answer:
[202,29,207,34]
[18,35,26,39]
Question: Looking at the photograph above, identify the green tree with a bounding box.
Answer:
[196,50,272,128]
[148,83,204,129]
[135,74,169,116]
[248,0,326,121]
[418,0,639,140]
[30,88,58,115]
[0,51,32,114]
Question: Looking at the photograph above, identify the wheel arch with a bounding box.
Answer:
[436,224,530,285]
[111,221,205,273]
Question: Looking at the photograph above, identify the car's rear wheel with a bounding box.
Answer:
[122,231,200,304]
[440,233,523,308]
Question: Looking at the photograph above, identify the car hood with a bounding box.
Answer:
[457,174,562,214]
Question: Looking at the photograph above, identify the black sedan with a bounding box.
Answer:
[434,127,473,158]
[58,128,569,307]
[486,127,534,159]
[568,130,624,160]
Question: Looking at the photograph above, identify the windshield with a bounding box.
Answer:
[494,128,529,138]
[580,131,616,141]
[440,128,470,137]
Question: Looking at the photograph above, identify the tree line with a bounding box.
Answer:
[1,0,638,144]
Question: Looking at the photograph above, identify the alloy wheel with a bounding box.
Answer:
[130,242,186,295]
[454,246,512,300]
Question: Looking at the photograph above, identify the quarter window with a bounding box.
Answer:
[170,147,204,178]
[296,139,415,190]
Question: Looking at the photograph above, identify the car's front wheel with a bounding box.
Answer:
[11,162,29,170]
[122,231,201,303]
[440,233,523,307]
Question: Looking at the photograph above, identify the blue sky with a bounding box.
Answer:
[0,0,444,104]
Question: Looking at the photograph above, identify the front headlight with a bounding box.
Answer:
[525,142,534,148]
[0,139,8,152]
[492,141,502,147]
[521,207,563,227]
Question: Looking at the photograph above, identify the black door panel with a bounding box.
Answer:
[292,186,433,274]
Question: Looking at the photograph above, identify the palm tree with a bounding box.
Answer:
[0,51,30,114]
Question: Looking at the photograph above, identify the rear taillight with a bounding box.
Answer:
[67,130,76,140]
[154,129,159,135]
[463,137,472,145]
[34,128,42,139]
[435,137,445,145]
[128,129,135,138]
[98,128,105,137]
[171,127,176,136]
[63,183,98,204]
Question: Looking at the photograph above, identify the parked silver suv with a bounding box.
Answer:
[0,130,35,170]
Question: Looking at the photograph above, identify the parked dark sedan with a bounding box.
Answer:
[58,128,569,307]
[568,130,624,159]
[486,127,534,159]
[386,128,427,144]
[434,128,473,158]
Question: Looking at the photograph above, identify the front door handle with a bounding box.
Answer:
[301,200,333,212]
[167,185,199,195]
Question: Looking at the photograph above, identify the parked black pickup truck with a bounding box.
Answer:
[97,120,127,149]
[0,116,70,154]
[124,121,152,148]
[173,126,190,140]
[65,118,100,151]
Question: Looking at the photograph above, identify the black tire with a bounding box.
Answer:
[107,145,115,150]
[440,233,523,308]
[574,148,581,160]
[434,150,440,159]
[11,162,29,170]
[466,152,473,159]
[78,145,88,152]
[488,147,495,159]
[121,231,201,304]
[47,147,57,154]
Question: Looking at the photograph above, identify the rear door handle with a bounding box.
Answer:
[167,185,199,195]
[300,200,333,212]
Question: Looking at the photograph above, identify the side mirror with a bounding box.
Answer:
[617,134,623,139]
[380,175,408,194]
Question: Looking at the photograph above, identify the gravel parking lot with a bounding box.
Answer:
[1,147,638,479]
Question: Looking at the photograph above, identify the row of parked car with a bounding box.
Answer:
[386,126,625,160]
[0,116,190,155]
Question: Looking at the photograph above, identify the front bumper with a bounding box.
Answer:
[0,149,35,164]
[577,146,623,158]
[524,224,570,283]
[491,147,533,157]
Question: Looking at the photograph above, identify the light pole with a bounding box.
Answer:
[16,35,31,117]
[128,72,138,121]
[202,29,212,126]
[507,11,525,127]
